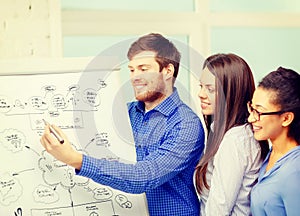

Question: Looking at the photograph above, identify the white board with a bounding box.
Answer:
[0,58,149,216]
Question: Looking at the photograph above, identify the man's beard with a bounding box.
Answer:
[135,90,165,103]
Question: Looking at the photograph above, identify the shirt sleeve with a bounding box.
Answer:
[282,171,300,216]
[205,131,247,215]
[77,115,204,194]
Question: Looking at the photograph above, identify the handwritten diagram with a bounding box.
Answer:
[0,70,147,216]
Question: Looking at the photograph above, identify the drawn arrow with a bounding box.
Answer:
[25,145,40,157]
[12,168,35,176]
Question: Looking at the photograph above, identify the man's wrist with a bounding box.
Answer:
[70,152,83,170]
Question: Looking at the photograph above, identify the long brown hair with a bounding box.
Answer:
[195,53,269,194]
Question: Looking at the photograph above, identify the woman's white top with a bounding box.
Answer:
[196,124,262,216]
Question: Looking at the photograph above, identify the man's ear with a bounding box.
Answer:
[282,112,294,127]
[164,63,175,81]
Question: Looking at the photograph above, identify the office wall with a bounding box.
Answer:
[0,0,61,59]
[61,0,300,114]
[0,0,299,112]
[209,0,300,82]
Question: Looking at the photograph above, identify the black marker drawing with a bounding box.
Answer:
[0,71,147,216]
[14,207,22,216]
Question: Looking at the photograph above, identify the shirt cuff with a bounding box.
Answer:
[75,154,102,179]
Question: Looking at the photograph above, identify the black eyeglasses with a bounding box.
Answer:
[247,101,285,121]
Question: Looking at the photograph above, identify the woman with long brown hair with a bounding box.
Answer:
[194,53,269,215]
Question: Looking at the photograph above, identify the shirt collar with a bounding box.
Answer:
[272,145,300,164]
[259,145,300,181]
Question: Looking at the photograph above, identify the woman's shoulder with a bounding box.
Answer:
[285,146,300,168]
[224,123,253,140]
[221,124,259,151]
[216,124,260,165]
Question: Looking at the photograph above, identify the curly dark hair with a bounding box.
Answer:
[258,66,300,144]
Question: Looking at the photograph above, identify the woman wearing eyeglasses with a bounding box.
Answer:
[248,67,300,216]
[194,53,269,215]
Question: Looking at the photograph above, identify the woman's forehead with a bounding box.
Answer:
[200,68,215,85]
[252,87,279,109]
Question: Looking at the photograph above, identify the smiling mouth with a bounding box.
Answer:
[252,125,262,131]
[135,85,145,90]
[201,102,210,109]
[134,86,147,94]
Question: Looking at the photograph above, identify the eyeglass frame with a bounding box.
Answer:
[247,101,286,121]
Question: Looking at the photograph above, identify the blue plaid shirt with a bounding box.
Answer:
[77,89,205,215]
